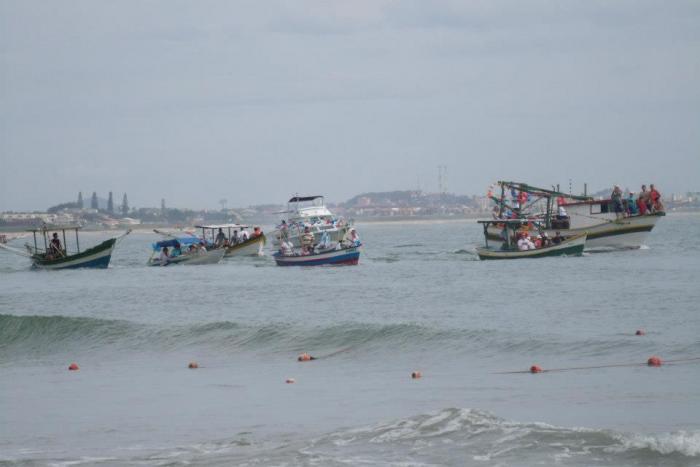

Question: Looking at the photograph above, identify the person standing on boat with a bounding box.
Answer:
[627,192,638,216]
[611,185,624,219]
[649,184,663,212]
[232,230,239,245]
[215,228,227,247]
[301,226,315,254]
[48,233,63,258]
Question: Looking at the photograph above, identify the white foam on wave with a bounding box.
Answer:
[609,430,700,457]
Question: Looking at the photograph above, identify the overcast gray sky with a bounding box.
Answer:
[1,0,698,211]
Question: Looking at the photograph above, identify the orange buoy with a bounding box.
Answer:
[68,362,79,371]
[530,365,543,373]
[297,353,312,362]
[635,330,645,336]
[285,378,296,384]
[647,356,662,367]
[411,371,422,379]
[188,362,199,369]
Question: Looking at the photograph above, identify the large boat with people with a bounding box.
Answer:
[486,181,665,249]
[273,227,362,266]
[271,195,352,248]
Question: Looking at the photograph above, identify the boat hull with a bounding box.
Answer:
[273,246,361,266]
[148,248,225,266]
[487,213,663,250]
[477,234,586,260]
[224,235,265,257]
[31,238,116,270]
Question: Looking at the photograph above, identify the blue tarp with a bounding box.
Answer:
[152,237,201,251]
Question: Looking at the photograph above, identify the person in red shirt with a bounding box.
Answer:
[637,195,647,215]
[649,184,663,212]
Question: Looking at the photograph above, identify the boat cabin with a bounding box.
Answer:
[195,224,251,245]
[27,224,83,257]
[286,196,333,223]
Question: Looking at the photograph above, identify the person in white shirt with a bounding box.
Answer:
[517,233,535,251]
[159,247,170,266]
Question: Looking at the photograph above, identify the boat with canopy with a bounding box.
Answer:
[147,237,225,266]
[476,219,586,260]
[486,181,664,249]
[194,224,265,257]
[0,224,130,269]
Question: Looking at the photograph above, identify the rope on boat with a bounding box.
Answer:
[0,242,34,258]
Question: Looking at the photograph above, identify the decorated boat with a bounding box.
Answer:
[147,237,225,266]
[195,224,265,257]
[271,195,351,248]
[486,181,664,249]
[476,220,586,260]
[0,224,129,270]
[273,244,361,266]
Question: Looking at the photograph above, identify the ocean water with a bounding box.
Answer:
[1,215,699,466]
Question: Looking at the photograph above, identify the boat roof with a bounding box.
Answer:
[27,224,82,232]
[288,196,323,203]
[498,181,592,201]
[194,224,250,229]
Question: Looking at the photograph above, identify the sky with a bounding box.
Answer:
[1,0,699,211]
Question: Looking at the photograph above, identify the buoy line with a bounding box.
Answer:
[496,356,700,374]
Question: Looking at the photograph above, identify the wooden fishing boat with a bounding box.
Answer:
[476,220,586,260]
[147,238,226,266]
[486,181,664,249]
[273,244,361,266]
[0,224,129,270]
[195,224,265,257]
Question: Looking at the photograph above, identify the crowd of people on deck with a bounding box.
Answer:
[515,230,564,251]
[278,223,360,257]
[157,226,264,265]
[611,184,663,219]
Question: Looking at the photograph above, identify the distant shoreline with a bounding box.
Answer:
[1,210,698,235]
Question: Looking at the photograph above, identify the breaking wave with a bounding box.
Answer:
[5,408,697,466]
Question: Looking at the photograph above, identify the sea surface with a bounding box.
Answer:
[1,215,699,466]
